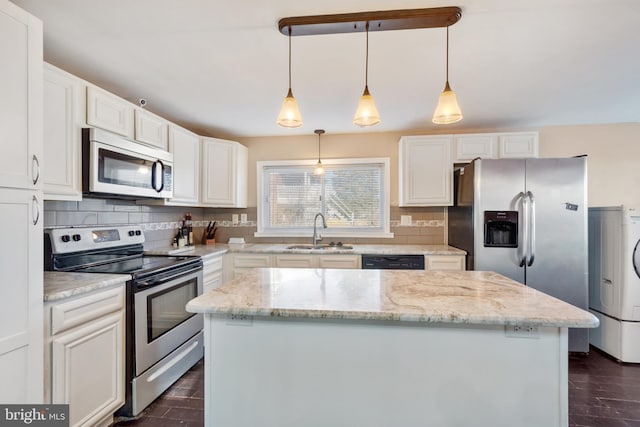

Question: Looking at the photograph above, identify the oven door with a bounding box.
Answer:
[89,138,174,199]
[134,269,202,376]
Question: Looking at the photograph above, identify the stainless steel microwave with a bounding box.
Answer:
[82,128,173,199]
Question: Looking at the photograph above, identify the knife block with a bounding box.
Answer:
[203,237,216,245]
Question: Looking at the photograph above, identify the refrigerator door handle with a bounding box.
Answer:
[518,191,527,267]
[526,190,536,266]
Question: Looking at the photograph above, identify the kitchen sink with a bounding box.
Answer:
[286,244,354,250]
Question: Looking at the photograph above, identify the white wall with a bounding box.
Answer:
[239,122,640,209]
[538,123,640,207]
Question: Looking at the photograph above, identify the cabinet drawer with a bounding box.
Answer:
[275,255,315,268]
[202,254,223,270]
[234,254,271,268]
[318,255,360,269]
[50,286,124,335]
[425,256,465,271]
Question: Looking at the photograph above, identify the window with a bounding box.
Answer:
[256,158,392,238]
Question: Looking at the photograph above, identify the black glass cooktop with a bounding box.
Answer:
[74,255,195,275]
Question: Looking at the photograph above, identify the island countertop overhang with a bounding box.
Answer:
[186,268,598,328]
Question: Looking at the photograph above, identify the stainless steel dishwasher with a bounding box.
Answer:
[361,254,425,270]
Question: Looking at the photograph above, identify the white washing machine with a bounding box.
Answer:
[589,206,640,362]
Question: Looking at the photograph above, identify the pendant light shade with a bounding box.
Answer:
[277,88,303,128]
[433,81,462,124]
[353,23,380,127]
[277,27,303,128]
[433,26,462,124]
[354,86,380,127]
[313,129,325,175]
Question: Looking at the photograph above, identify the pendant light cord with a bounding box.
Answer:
[288,26,292,90]
[445,26,449,82]
[365,22,369,86]
[317,133,321,161]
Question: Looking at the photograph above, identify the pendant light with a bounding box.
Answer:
[313,129,325,175]
[432,25,463,124]
[353,22,380,127]
[277,26,303,128]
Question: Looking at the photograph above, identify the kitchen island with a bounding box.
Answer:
[186,268,598,427]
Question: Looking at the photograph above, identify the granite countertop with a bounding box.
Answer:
[186,268,598,328]
[145,244,229,258]
[44,271,128,302]
[147,243,465,256]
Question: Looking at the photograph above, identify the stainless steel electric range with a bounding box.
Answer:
[44,225,204,417]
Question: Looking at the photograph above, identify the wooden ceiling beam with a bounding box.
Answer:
[278,7,462,36]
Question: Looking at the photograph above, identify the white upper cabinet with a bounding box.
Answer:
[399,135,453,207]
[0,0,43,404]
[453,131,538,162]
[134,108,168,150]
[43,63,83,200]
[453,134,498,162]
[86,85,134,139]
[498,132,539,158]
[0,2,42,191]
[201,137,248,207]
[167,125,200,205]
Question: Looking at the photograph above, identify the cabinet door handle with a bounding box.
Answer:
[32,195,40,225]
[32,155,40,185]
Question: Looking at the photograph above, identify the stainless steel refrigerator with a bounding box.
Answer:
[448,157,589,352]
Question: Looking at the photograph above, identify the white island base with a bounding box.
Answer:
[204,315,568,427]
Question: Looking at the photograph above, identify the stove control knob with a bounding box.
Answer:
[61,235,71,243]
[72,234,81,242]
[128,230,135,237]
[135,230,142,236]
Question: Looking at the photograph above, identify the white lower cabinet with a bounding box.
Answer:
[202,252,224,293]
[275,254,361,269]
[425,255,465,271]
[317,255,361,269]
[45,285,125,427]
[274,255,316,268]
[0,188,43,403]
[224,253,463,277]
[225,253,362,280]
[225,254,272,281]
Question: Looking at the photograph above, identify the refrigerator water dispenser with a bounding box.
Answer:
[484,211,518,247]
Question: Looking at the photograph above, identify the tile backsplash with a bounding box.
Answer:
[44,198,447,249]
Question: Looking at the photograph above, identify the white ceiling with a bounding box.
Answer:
[13,0,640,138]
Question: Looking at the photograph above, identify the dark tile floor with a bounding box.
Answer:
[112,360,204,427]
[570,348,640,426]
[112,347,640,427]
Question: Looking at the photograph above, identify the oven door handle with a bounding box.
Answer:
[135,265,201,289]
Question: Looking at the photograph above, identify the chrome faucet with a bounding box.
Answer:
[312,213,327,247]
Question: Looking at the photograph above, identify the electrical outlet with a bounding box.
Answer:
[505,324,539,338]
[240,213,248,223]
[226,313,253,326]
[232,214,239,225]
